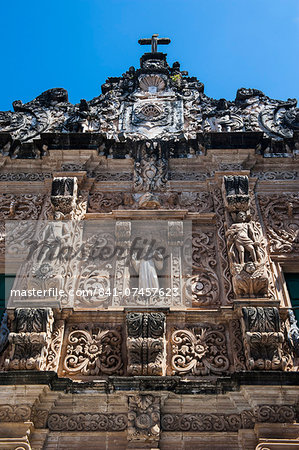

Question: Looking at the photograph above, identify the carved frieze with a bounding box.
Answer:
[48,412,127,431]
[88,190,214,213]
[0,404,31,422]
[171,324,230,375]
[161,404,296,432]
[0,194,45,220]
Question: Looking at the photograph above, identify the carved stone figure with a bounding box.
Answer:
[131,243,164,290]
[226,212,268,297]
[227,211,260,266]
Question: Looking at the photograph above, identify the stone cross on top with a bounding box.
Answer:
[138,34,171,54]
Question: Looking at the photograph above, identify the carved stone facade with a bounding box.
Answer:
[0,37,298,449]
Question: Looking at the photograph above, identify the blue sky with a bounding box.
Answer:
[1,0,298,111]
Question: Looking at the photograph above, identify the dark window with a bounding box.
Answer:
[0,274,15,321]
[284,273,299,323]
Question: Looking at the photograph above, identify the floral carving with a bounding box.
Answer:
[63,326,123,376]
[241,307,290,370]
[0,194,45,220]
[258,193,299,253]
[0,404,31,422]
[126,312,165,376]
[161,404,296,432]
[128,394,160,441]
[187,230,220,306]
[48,413,127,431]
[171,324,230,375]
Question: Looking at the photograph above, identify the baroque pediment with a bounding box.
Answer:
[0,45,298,145]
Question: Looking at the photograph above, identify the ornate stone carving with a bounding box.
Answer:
[0,404,31,422]
[133,141,167,191]
[187,230,220,306]
[253,405,296,423]
[48,412,127,431]
[88,192,124,213]
[162,412,245,432]
[0,312,9,355]
[223,175,249,211]
[161,404,296,432]
[128,394,160,442]
[226,211,268,297]
[212,187,234,303]
[126,312,165,376]
[45,320,65,371]
[51,176,78,218]
[0,172,51,181]
[258,193,299,253]
[229,318,246,371]
[253,170,298,180]
[171,324,230,375]
[0,194,45,220]
[63,325,123,376]
[88,190,214,213]
[288,309,299,356]
[241,307,289,370]
[5,308,54,370]
[31,405,49,429]
[0,47,298,145]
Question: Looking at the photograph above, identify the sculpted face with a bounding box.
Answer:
[236,211,247,223]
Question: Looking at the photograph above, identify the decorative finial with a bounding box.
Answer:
[138,34,171,54]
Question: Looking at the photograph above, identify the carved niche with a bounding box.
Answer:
[170,323,230,375]
[241,307,291,370]
[5,308,53,370]
[223,176,269,298]
[126,312,166,376]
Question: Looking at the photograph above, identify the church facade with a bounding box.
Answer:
[0,36,298,449]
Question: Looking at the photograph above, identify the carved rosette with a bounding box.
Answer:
[128,394,160,442]
[171,324,230,375]
[62,325,123,376]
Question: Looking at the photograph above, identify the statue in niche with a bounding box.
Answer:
[131,243,164,290]
[226,211,260,266]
